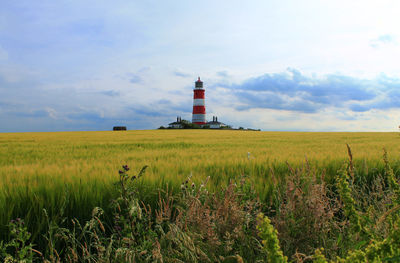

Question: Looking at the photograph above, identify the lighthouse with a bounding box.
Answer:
[192,77,206,125]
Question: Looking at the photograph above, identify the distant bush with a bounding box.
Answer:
[180,119,201,129]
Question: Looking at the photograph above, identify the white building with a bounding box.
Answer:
[168,117,183,129]
[206,116,227,129]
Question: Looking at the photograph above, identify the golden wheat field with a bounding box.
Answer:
[1,130,400,243]
[1,130,399,191]
[0,129,399,204]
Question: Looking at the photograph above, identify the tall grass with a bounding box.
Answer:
[1,147,400,262]
[1,130,400,251]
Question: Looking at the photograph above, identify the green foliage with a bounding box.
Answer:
[179,119,201,129]
[337,165,363,234]
[256,213,287,263]
[383,148,400,202]
[311,146,400,262]
[0,218,38,262]
[312,248,328,263]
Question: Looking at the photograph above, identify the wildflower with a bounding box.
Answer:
[192,183,195,188]
[118,170,124,175]
[122,165,130,171]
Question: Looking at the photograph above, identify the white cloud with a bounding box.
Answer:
[370,34,397,48]
[45,107,58,119]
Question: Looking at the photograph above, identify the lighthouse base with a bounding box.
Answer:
[192,114,206,124]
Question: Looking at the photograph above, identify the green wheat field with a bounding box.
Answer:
[1,130,400,260]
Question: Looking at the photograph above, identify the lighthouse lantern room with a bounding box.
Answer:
[192,77,206,125]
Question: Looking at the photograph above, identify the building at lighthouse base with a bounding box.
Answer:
[168,117,183,129]
[206,116,228,129]
[162,116,231,129]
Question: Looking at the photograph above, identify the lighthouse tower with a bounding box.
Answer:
[192,77,206,125]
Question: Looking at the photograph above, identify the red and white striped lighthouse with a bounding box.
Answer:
[192,77,206,125]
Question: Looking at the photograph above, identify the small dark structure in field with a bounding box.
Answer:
[113,126,127,131]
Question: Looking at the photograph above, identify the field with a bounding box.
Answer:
[1,130,399,195]
[1,130,400,261]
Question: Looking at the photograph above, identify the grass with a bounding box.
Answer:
[2,130,399,182]
[1,130,400,253]
[2,147,400,262]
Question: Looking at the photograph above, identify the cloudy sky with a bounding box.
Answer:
[1,0,400,132]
